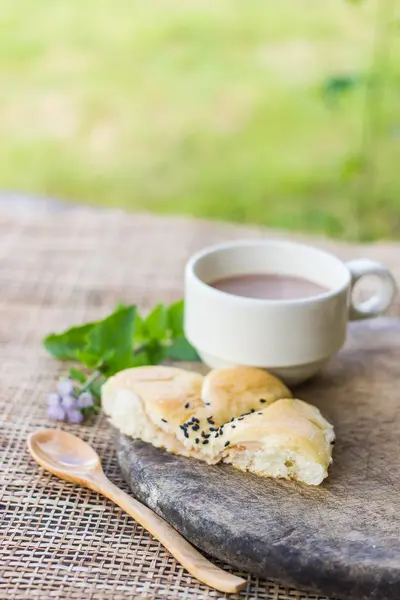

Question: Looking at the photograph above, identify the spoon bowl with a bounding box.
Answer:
[28,429,101,484]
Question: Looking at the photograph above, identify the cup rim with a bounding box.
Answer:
[186,239,351,306]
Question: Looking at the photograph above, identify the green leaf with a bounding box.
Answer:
[131,350,152,367]
[75,349,109,369]
[43,322,97,361]
[115,301,128,311]
[69,367,86,383]
[86,306,137,375]
[165,336,200,362]
[43,301,201,404]
[88,375,106,400]
[144,339,166,364]
[86,306,135,356]
[167,300,185,336]
[133,311,147,345]
[143,304,168,340]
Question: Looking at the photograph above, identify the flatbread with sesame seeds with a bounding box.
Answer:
[102,365,334,485]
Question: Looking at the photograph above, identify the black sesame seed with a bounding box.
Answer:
[161,418,167,423]
[202,440,209,445]
[250,408,255,413]
[231,425,236,428]
[195,438,199,444]
[184,402,190,409]
[192,417,200,423]
[179,425,185,430]
[215,433,219,438]
[258,412,263,415]
[224,441,230,447]
[184,431,189,438]
[209,427,218,432]
[207,417,215,424]
[205,402,211,406]
[238,417,244,421]
[260,399,266,403]
[201,432,210,439]
[230,417,235,422]
[192,424,200,431]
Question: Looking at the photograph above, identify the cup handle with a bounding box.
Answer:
[346,259,397,321]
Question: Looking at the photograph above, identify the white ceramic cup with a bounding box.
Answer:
[184,240,397,384]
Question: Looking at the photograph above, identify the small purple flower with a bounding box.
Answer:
[61,395,77,410]
[57,378,74,397]
[77,392,93,408]
[67,408,84,424]
[47,393,61,407]
[47,404,67,421]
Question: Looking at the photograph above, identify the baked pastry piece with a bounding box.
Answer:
[102,365,291,458]
[210,398,334,486]
[102,366,204,460]
[102,365,334,485]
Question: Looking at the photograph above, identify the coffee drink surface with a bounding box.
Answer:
[210,273,329,300]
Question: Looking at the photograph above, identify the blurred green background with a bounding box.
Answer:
[0,0,399,239]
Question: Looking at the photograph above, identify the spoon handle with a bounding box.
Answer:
[89,471,246,594]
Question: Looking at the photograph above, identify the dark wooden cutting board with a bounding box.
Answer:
[116,318,400,600]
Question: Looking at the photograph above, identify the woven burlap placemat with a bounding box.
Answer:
[1,201,399,600]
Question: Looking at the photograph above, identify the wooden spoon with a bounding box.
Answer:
[27,428,247,594]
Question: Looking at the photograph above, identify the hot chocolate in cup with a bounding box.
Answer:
[184,240,397,385]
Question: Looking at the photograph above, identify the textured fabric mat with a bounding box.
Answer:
[1,202,399,600]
